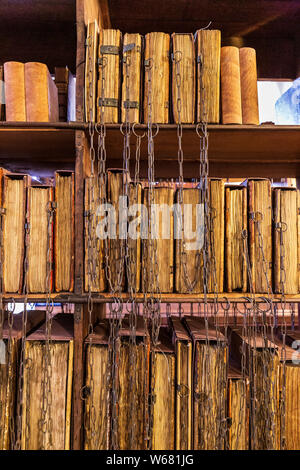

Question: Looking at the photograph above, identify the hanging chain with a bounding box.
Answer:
[275,219,287,450]
[14,207,30,449]
[39,201,55,450]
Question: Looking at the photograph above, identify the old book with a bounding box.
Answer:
[209,178,225,293]
[25,62,59,122]
[228,327,280,450]
[4,62,26,121]
[0,65,5,120]
[97,29,121,123]
[279,331,300,450]
[144,32,170,124]
[239,48,259,125]
[221,46,242,124]
[273,188,298,294]
[2,173,28,293]
[175,187,202,293]
[27,185,53,293]
[21,314,74,450]
[54,171,74,292]
[127,182,142,292]
[195,29,221,123]
[116,317,150,450]
[171,33,195,123]
[169,317,192,450]
[121,34,142,123]
[107,169,129,292]
[54,67,76,122]
[248,178,272,293]
[227,362,249,450]
[84,320,110,450]
[84,176,106,292]
[0,310,45,449]
[85,19,99,122]
[225,185,247,292]
[142,186,174,293]
[151,328,175,450]
[184,317,227,450]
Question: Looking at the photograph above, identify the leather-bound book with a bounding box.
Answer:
[0,65,5,120]
[85,20,99,122]
[227,362,249,450]
[144,32,170,124]
[151,328,175,450]
[0,310,45,449]
[54,66,76,122]
[142,186,174,293]
[27,184,53,293]
[273,188,298,294]
[54,171,74,292]
[24,62,58,122]
[171,33,195,123]
[84,320,110,450]
[84,176,106,293]
[2,173,29,293]
[225,185,247,292]
[97,29,121,123]
[239,48,259,125]
[4,62,26,121]
[209,178,225,293]
[21,314,74,450]
[221,46,242,124]
[184,317,227,450]
[248,178,272,293]
[121,34,142,123]
[169,317,192,450]
[195,29,221,123]
[116,317,150,450]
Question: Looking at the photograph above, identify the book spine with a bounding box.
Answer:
[25,62,58,122]
[196,29,221,123]
[97,29,121,123]
[209,179,224,292]
[85,20,99,122]
[144,32,170,124]
[4,62,26,121]
[221,46,242,124]
[172,33,195,124]
[240,47,259,125]
[121,33,142,123]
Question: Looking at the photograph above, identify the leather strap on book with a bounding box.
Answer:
[123,43,141,53]
[100,45,120,55]
[98,98,118,108]
[123,100,139,109]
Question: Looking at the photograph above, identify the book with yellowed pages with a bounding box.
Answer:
[183,316,227,450]
[169,317,192,450]
[227,362,249,450]
[151,327,175,450]
[54,171,74,292]
[2,172,29,293]
[21,314,74,450]
[27,184,53,293]
[0,310,45,450]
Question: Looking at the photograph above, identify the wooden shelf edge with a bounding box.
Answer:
[3,293,298,303]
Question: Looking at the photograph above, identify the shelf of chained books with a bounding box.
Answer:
[0,0,299,452]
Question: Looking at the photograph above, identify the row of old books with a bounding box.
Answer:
[86,172,300,294]
[1,312,299,449]
[0,169,74,293]
[0,62,75,122]
[85,24,259,125]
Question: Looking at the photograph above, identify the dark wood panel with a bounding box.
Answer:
[0,0,76,73]
[0,128,76,176]
[94,124,300,178]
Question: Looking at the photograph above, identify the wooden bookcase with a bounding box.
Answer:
[0,0,299,449]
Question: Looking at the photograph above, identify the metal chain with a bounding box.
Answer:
[39,201,55,450]
[14,209,30,449]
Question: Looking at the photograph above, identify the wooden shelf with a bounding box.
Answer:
[3,292,296,304]
[98,124,300,178]
[0,123,79,176]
